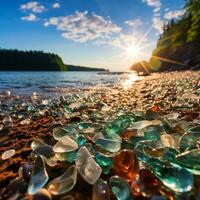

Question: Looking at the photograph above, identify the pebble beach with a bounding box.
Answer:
[1,71,200,200]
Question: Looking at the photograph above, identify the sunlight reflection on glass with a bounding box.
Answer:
[121,72,143,90]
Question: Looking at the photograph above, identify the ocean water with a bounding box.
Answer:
[0,71,139,96]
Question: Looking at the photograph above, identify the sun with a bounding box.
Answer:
[125,43,142,61]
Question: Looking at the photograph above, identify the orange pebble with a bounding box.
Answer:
[151,105,160,112]
[113,149,139,182]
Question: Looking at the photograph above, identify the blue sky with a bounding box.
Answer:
[0,0,185,71]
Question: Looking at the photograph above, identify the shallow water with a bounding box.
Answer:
[0,71,139,96]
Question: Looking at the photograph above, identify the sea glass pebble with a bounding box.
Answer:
[55,151,77,163]
[31,140,46,151]
[28,156,49,195]
[105,123,122,136]
[20,118,31,125]
[2,149,15,160]
[76,146,102,185]
[150,159,193,193]
[131,169,161,197]
[53,135,78,153]
[113,149,139,182]
[179,128,200,152]
[53,127,69,140]
[95,151,113,167]
[95,137,121,153]
[92,179,111,200]
[109,176,132,200]
[161,134,177,148]
[47,165,77,195]
[130,120,152,130]
[174,149,200,175]
[33,145,55,159]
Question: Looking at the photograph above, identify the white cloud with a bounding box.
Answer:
[20,1,45,13]
[21,13,37,21]
[125,18,142,28]
[44,11,121,43]
[152,17,164,33]
[153,7,160,13]
[141,0,165,33]
[52,3,60,9]
[142,0,161,10]
[164,9,185,20]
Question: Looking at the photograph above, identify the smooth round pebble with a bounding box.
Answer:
[2,149,15,160]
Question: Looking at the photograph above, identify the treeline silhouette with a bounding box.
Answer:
[131,0,200,72]
[0,49,106,71]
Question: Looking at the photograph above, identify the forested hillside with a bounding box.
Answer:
[148,0,200,71]
[0,49,107,71]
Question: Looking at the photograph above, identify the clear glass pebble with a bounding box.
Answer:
[76,146,102,185]
[2,149,15,160]
[28,156,49,195]
[47,165,77,195]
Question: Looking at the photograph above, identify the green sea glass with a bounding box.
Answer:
[55,150,77,163]
[78,122,92,130]
[77,135,86,146]
[134,141,151,162]
[95,151,113,167]
[143,125,161,141]
[47,165,77,195]
[150,158,193,193]
[28,156,49,195]
[179,127,200,152]
[109,176,132,200]
[105,123,122,136]
[53,127,69,140]
[95,137,121,153]
[174,149,200,175]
